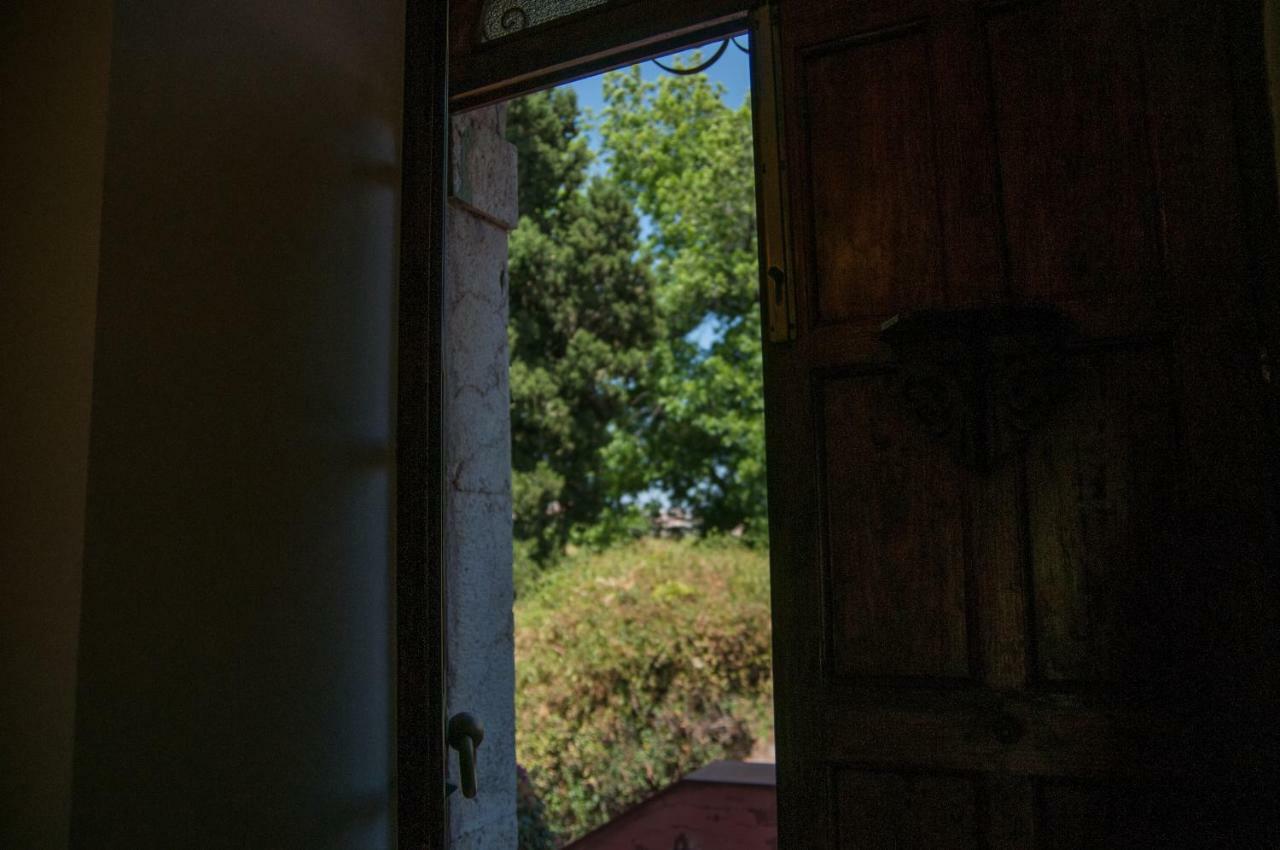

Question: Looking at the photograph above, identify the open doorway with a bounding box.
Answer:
[442,34,777,850]
[507,45,773,850]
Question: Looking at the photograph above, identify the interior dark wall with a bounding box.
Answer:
[1269,0,1280,168]
[69,1,406,846]
[0,2,112,847]
[451,0,485,61]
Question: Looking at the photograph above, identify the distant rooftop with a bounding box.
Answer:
[685,760,775,787]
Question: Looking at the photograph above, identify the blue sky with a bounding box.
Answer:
[558,40,755,354]
[565,38,754,157]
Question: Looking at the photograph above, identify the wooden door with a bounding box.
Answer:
[759,0,1278,846]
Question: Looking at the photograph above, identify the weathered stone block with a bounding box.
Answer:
[445,103,518,850]
[449,105,518,232]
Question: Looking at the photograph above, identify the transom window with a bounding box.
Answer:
[481,0,615,41]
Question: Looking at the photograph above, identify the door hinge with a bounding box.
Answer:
[765,264,794,343]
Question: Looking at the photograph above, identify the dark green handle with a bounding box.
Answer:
[447,712,484,799]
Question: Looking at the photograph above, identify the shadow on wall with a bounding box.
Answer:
[70,2,406,847]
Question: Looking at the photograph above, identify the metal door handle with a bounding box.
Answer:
[447,712,484,799]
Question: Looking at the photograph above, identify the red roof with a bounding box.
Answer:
[566,761,777,850]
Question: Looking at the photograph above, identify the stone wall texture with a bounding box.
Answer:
[445,104,519,850]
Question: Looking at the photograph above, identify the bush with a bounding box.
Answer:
[515,537,773,845]
[516,764,557,850]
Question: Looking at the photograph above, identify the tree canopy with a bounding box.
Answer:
[506,65,765,570]
[600,66,765,539]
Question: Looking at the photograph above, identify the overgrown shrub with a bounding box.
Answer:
[515,537,773,845]
[516,764,557,850]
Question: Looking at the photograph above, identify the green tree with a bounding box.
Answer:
[506,91,660,566]
[506,65,767,567]
[507,87,592,225]
[600,65,767,539]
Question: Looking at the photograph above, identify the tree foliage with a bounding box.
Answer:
[507,75,773,849]
[506,91,660,565]
[506,64,766,567]
[508,87,592,226]
[600,65,765,539]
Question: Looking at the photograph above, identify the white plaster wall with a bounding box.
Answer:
[0,2,112,847]
[67,1,406,846]
[445,106,519,850]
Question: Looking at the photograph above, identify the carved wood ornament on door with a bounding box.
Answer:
[880,305,1076,473]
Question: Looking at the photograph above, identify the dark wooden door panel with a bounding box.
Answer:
[821,373,971,681]
[1026,345,1177,687]
[835,769,982,849]
[802,28,946,324]
[763,0,1277,847]
[1032,779,1266,850]
[986,0,1163,300]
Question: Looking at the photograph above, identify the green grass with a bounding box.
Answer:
[515,536,773,845]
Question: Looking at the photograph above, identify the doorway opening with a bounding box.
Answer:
[442,34,776,850]
[508,45,773,850]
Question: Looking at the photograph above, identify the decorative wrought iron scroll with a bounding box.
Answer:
[879,305,1076,473]
[652,35,750,75]
[652,39,732,75]
[480,0,613,41]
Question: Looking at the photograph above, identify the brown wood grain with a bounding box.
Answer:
[1025,346,1176,686]
[1033,778,1258,849]
[821,373,971,680]
[983,776,1037,850]
[765,0,1280,846]
[836,769,981,849]
[987,0,1162,301]
[802,28,946,323]
[968,458,1028,691]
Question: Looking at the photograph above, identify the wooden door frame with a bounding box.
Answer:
[395,1,1280,847]
[450,0,755,111]
[1232,0,1280,535]
[397,1,450,848]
